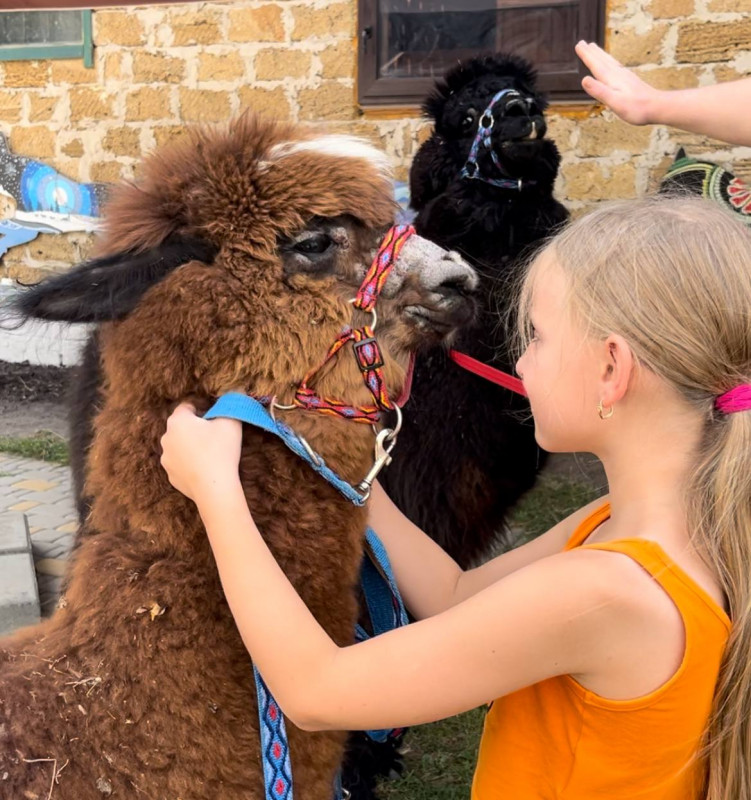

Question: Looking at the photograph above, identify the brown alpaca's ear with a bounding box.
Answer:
[12,235,217,323]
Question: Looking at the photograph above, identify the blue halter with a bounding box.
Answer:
[460,88,528,191]
[204,393,409,800]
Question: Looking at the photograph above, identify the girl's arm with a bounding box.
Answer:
[575,41,751,147]
[367,480,606,619]
[161,405,623,733]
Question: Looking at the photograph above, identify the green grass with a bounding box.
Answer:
[376,471,605,799]
[377,708,485,799]
[509,472,603,544]
[0,431,70,465]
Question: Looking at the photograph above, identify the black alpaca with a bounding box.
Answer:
[380,53,569,567]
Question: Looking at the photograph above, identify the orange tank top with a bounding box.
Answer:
[471,502,730,800]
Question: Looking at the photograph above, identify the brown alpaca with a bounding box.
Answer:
[0,115,475,799]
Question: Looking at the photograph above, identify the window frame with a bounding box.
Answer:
[357,0,605,107]
[0,9,93,67]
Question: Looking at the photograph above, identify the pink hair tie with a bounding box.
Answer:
[715,384,751,414]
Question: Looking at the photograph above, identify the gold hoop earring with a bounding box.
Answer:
[597,400,614,420]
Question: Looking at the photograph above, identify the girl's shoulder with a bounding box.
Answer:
[556,534,729,700]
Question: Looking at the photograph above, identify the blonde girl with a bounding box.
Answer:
[160,195,750,799]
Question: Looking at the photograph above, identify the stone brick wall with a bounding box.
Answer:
[0,0,749,279]
[557,0,751,211]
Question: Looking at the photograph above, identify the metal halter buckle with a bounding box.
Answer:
[356,405,403,501]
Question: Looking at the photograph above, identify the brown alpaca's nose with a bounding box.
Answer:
[431,251,478,298]
[390,239,478,337]
[383,234,477,299]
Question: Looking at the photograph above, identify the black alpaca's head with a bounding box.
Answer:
[411,53,561,210]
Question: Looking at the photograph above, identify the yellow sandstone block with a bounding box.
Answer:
[179,88,231,122]
[170,7,223,46]
[1,61,49,89]
[676,19,751,63]
[291,3,354,40]
[0,90,23,123]
[9,127,55,160]
[255,49,312,81]
[95,10,145,47]
[197,52,245,82]
[238,86,292,120]
[132,52,186,84]
[298,82,356,121]
[228,6,285,43]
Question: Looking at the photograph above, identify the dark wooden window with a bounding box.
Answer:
[358,0,605,106]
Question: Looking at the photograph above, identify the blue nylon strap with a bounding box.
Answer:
[357,526,409,742]
[364,527,409,630]
[205,392,407,796]
[204,393,366,507]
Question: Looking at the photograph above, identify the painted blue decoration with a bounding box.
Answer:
[0,219,43,257]
[20,160,101,217]
[0,132,107,259]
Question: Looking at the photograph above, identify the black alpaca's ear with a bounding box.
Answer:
[14,235,217,323]
[675,147,688,162]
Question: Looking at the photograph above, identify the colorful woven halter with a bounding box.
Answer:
[460,88,532,191]
[283,224,415,424]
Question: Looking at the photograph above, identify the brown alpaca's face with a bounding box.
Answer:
[174,124,480,406]
[280,214,476,342]
[271,213,476,406]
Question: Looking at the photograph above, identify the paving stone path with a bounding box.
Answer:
[0,453,75,618]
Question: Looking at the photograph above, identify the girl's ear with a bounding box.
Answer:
[599,334,634,407]
[12,235,217,323]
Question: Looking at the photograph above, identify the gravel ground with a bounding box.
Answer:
[0,360,72,437]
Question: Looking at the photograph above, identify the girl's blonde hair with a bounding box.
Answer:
[520,195,751,800]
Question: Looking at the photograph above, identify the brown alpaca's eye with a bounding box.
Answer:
[294,234,333,255]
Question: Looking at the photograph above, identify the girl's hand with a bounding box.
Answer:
[160,402,243,503]
[575,41,661,125]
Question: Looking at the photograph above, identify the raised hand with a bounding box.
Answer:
[575,41,661,125]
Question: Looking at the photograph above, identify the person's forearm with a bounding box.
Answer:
[196,482,337,728]
[652,79,751,146]
[367,482,464,619]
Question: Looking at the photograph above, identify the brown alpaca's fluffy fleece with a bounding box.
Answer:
[0,115,474,799]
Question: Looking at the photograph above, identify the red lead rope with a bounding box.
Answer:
[448,349,527,397]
